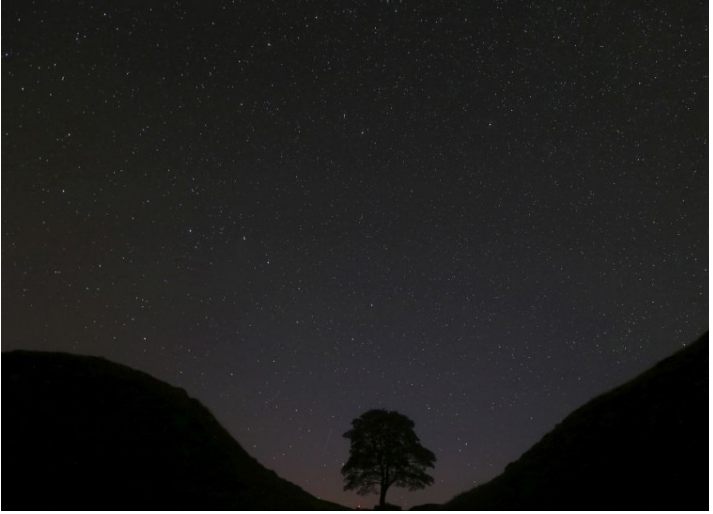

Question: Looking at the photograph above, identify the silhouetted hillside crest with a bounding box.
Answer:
[445,332,709,511]
[2,350,345,510]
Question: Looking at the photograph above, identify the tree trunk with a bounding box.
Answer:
[379,482,388,509]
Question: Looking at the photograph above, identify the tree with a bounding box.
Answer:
[341,409,436,509]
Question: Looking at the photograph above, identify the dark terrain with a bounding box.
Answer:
[3,332,707,511]
[2,350,345,510]
[444,332,709,511]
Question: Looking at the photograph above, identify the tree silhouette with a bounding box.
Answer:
[341,409,436,509]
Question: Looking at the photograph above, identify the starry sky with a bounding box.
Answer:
[2,0,708,508]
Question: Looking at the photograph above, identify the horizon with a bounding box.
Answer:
[2,334,707,509]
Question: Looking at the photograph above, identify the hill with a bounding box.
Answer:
[445,332,709,511]
[2,350,346,510]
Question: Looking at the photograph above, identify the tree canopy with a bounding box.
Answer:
[341,409,436,509]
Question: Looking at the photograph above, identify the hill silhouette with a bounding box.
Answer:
[445,332,709,511]
[2,350,346,510]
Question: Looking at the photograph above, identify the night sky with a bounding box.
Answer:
[2,0,708,508]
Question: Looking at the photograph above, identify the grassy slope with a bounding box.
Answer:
[445,332,709,511]
[2,350,346,510]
